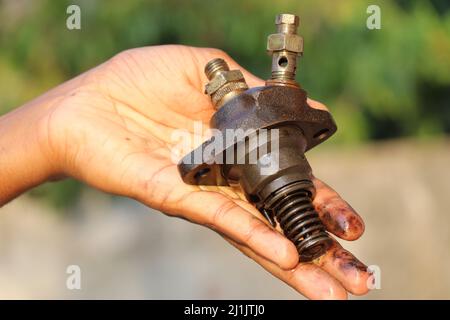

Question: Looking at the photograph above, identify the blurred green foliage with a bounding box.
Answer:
[0,0,449,206]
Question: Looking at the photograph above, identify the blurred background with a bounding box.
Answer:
[0,0,449,299]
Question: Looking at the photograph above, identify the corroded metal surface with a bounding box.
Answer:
[178,14,338,262]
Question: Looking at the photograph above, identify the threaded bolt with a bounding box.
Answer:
[275,13,299,34]
[205,58,229,80]
[267,14,303,85]
[204,58,248,109]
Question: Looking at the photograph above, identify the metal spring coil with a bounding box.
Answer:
[263,181,332,261]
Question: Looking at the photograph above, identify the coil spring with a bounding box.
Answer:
[263,181,332,261]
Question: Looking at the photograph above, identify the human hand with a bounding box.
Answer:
[0,45,372,299]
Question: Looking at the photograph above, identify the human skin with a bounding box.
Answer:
[0,45,371,299]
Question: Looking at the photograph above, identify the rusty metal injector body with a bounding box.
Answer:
[178,14,337,261]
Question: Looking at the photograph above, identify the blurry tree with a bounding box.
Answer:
[0,0,449,206]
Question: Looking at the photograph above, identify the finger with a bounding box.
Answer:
[178,191,299,270]
[315,241,373,296]
[133,163,299,270]
[307,98,329,111]
[232,194,369,297]
[313,178,365,241]
[113,151,298,271]
[224,236,348,300]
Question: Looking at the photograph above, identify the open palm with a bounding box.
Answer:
[41,45,371,299]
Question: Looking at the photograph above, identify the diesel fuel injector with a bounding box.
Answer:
[178,13,337,261]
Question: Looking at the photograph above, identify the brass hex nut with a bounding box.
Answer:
[210,81,248,106]
[267,33,303,54]
[275,14,299,26]
[205,70,246,95]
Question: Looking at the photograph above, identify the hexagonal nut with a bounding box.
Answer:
[205,70,246,95]
[275,14,299,26]
[267,33,303,54]
[211,81,249,106]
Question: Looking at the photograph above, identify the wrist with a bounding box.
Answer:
[0,98,62,205]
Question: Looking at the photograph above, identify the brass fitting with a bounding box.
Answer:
[204,58,248,109]
[267,13,303,86]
